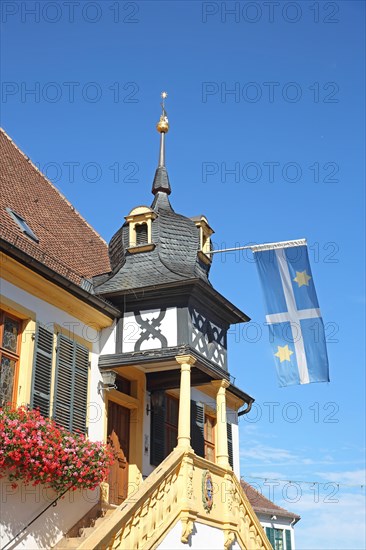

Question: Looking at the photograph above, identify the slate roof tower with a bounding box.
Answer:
[95,93,252,404]
[94,93,253,463]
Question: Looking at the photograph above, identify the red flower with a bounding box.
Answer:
[0,406,113,494]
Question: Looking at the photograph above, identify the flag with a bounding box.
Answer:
[252,239,329,386]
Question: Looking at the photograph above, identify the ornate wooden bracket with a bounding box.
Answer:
[224,530,236,549]
[181,518,194,544]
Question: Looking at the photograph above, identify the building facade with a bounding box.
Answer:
[1,105,274,549]
[241,481,300,550]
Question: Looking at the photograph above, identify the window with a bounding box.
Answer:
[266,528,292,550]
[227,422,234,468]
[114,374,131,395]
[0,311,21,406]
[6,208,39,242]
[30,325,89,434]
[204,414,216,462]
[165,395,178,454]
[150,394,234,467]
[135,223,148,246]
[274,530,284,550]
[150,392,178,465]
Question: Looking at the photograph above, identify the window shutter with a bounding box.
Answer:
[191,400,205,457]
[30,324,53,418]
[72,343,89,433]
[150,392,166,466]
[136,224,148,245]
[54,334,74,431]
[227,422,233,468]
[285,529,292,550]
[266,527,275,548]
[53,334,89,433]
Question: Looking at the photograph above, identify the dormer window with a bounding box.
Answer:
[125,206,157,254]
[192,215,214,265]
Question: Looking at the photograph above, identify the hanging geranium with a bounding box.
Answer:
[0,406,114,494]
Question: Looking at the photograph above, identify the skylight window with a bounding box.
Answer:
[6,208,39,243]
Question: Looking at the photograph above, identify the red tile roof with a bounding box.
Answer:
[241,480,300,520]
[0,128,111,285]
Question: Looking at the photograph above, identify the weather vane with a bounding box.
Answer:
[157,91,169,133]
[161,91,168,108]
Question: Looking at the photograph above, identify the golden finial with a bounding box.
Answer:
[156,91,169,133]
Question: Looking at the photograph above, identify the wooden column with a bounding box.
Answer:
[175,355,196,449]
[211,379,230,468]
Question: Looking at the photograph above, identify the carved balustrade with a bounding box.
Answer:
[78,450,271,550]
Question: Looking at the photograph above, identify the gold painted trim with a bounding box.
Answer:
[127,243,155,254]
[0,253,114,329]
[0,295,36,320]
[198,250,212,265]
[107,389,138,409]
[195,383,244,411]
[16,318,36,407]
[105,367,146,477]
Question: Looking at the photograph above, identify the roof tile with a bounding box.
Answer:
[241,480,301,520]
[0,128,111,284]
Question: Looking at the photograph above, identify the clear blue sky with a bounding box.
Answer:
[1,1,365,547]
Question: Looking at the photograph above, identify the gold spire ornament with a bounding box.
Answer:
[156,91,169,133]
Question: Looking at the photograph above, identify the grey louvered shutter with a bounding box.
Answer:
[266,527,275,548]
[53,334,89,434]
[227,422,233,468]
[136,224,148,245]
[191,400,205,457]
[53,334,74,431]
[72,343,89,433]
[30,324,53,418]
[150,392,166,466]
[285,529,292,550]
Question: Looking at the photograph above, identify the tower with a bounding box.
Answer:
[94,93,254,485]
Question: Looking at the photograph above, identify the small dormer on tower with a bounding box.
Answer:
[191,215,214,265]
[125,206,157,253]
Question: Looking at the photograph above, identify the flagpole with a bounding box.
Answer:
[206,238,307,255]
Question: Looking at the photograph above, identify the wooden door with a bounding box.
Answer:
[107,401,130,504]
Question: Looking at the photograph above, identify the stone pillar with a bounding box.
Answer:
[175,355,196,449]
[211,379,230,467]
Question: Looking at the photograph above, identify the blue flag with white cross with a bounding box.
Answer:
[252,240,330,386]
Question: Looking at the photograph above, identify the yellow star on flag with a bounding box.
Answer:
[293,270,311,287]
[275,345,294,363]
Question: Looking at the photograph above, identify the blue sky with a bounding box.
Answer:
[1,1,365,547]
